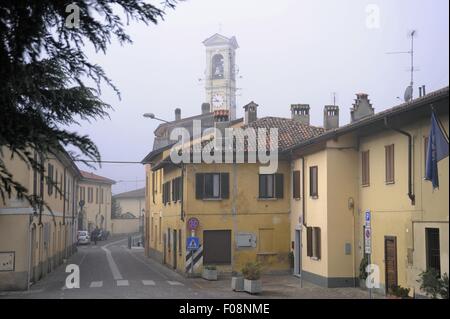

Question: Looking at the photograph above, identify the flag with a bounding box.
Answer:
[425,112,449,189]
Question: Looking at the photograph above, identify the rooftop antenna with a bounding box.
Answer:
[332,92,338,106]
[386,30,418,102]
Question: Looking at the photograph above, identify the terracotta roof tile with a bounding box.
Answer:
[80,170,115,184]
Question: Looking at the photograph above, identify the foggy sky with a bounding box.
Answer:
[71,0,449,194]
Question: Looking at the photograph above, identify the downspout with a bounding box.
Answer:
[384,117,416,205]
[301,156,306,227]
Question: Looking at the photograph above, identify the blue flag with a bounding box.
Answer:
[425,112,449,189]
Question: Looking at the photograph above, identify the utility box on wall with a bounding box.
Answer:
[236,233,256,248]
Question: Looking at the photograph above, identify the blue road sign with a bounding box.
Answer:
[186,236,200,251]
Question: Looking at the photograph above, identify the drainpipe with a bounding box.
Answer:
[301,156,306,227]
[384,117,415,205]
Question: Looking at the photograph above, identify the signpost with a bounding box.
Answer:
[365,210,372,299]
[187,218,200,275]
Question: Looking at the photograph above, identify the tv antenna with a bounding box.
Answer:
[386,30,418,102]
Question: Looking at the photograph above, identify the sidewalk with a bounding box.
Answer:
[187,274,385,299]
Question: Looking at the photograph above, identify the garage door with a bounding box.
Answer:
[203,230,231,265]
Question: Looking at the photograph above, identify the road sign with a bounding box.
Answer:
[365,210,372,254]
[186,236,200,251]
[187,217,199,231]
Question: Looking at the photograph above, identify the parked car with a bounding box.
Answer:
[77,230,90,245]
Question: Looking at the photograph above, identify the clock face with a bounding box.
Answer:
[212,94,225,109]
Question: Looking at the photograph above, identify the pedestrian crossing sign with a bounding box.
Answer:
[186,236,199,251]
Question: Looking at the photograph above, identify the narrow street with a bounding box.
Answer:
[0,236,203,299]
[0,235,378,299]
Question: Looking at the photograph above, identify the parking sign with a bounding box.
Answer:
[365,210,371,254]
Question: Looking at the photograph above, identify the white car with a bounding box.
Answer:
[77,230,90,245]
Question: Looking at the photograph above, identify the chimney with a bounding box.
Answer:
[422,85,426,96]
[350,93,374,123]
[323,105,339,130]
[202,102,211,114]
[243,101,258,125]
[419,86,423,97]
[175,108,181,121]
[291,104,310,125]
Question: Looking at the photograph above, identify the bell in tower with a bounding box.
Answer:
[202,33,239,120]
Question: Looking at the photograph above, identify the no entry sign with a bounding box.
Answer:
[187,217,199,231]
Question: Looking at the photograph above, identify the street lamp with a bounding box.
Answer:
[143,113,170,123]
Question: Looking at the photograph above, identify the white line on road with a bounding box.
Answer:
[116,280,129,287]
[101,238,127,280]
[142,280,156,286]
[167,281,184,286]
[90,281,103,288]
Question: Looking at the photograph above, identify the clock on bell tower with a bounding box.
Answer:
[203,33,239,120]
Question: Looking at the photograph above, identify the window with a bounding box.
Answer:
[309,166,318,198]
[162,181,171,205]
[211,54,224,79]
[361,151,370,186]
[95,188,98,204]
[80,186,85,202]
[293,170,301,199]
[426,228,441,275]
[195,173,229,199]
[172,176,183,202]
[87,187,93,203]
[259,174,283,199]
[54,169,58,198]
[152,172,155,203]
[100,188,104,204]
[47,164,54,196]
[385,144,395,184]
[259,228,274,253]
[203,230,231,265]
[306,227,321,259]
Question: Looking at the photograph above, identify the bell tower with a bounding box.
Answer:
[203,33,239,120]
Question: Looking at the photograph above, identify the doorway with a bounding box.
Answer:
[384,236,398,293]
[173,229,177,270]
[294,229,301,275]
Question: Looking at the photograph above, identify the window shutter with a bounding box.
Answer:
[195,173,204,199]
[220,173,229,199]
[275,174,284,198]
[172,179,176,202]
[180,176,183,202]
[315,227,321,259]
[293,170,300,199]
[258,175,264,198]
[306,227,313,257]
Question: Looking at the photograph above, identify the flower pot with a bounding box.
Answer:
[244,279,262,294]
[231,277,244,291]
[202,268,218,281]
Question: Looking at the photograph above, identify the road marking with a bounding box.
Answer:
[101,238,127,280]
[142,280,155,286]
[90,281,103,288]
[116,280,129,287]
[167,281,184,286]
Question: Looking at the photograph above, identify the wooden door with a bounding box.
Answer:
[384,236,398,293]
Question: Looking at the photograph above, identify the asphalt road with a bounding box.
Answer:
[0,236,205,299]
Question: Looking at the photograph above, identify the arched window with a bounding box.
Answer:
[212,54,224,79]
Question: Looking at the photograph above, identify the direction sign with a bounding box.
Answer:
[187,217,200,231]
[365,210,372,254]
[186,236,200,251]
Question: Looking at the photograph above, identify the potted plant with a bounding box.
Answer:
[202,265,218,281]
[231,271,244,292]
[388,285,411,299]
[242,261,262,294]
[417,269,449,299]
[359,255,369,289]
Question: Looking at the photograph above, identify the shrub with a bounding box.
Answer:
[418,269,443,299]
[440,273,449,299]
[242,261,262,280]
[359,255,369,280]
[204,265,217,270]
[389,285,411,298]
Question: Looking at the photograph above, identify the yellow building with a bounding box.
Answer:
[0,148,81,291]
[286,87,449,295]
[143,104,324,276]
[77,171,115,233]
[111,188,145,235]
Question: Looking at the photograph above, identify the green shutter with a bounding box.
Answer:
[220,173,229,199]
[275,173,284,198]
[195,173,204,199]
